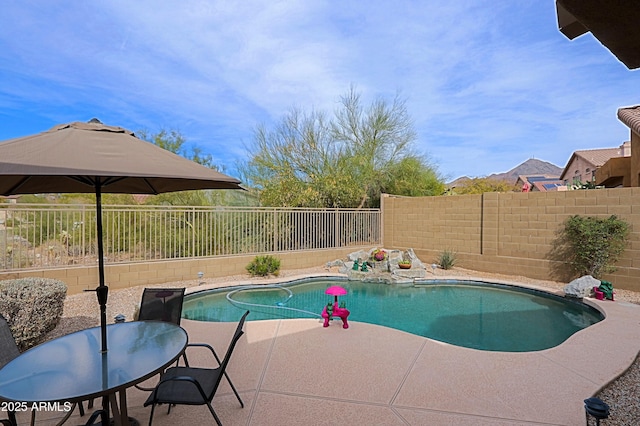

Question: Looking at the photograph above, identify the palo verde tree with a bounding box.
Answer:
[452,177,517,195]
[138,129,218,170]
[138,129,254,207]
[240,87,444,208]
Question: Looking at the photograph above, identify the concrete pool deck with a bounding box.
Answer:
[17,276,640,425]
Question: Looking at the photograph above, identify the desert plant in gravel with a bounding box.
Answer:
[437,249,457,270]
[246,255,281,277]
[562,215,630,279]
[0,277,67,350]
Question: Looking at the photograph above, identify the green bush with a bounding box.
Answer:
[437,249,457,270]
[0,277,67,351]
[562,215,630,279]
[246,255,281,277]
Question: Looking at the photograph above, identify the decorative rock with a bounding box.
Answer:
[326,259,344,268]
[338,248,428,284]
[564,275,600,298]
[338,262,351,274]
[348,250,369,262]
[393,268,426,280]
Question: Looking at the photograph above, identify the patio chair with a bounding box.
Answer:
[137,287,186,325]
[2,314,93,425]
[144,310,250,426]
[82,287,188,418]
[0,314,23,426]
[132,288,187,393]
[83,287,188,417]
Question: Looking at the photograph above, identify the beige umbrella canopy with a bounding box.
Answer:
[0,119,243,352]
[0,120,242,195]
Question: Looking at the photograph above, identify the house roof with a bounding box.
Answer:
[515,175,560,185]
[556,0,640,69]
[573,147,625,167]
[535,181,565,192]
[560,146,626,181]
[618,105,640,136]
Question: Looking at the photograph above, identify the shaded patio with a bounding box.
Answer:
[14,280,640,426]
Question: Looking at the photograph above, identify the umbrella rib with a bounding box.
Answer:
[70,176,96,187]
[141,178,160,195]
[70,176,128,189]
[6,176,162,196]
[71,176,159,194]
[5,176,31,195]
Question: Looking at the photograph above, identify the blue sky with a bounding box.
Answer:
[1,1,638,182]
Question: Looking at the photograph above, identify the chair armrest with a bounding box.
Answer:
[182,342,222,367]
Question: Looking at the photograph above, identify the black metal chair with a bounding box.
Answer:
[137,288,186,325]
[82,287,188,418]
[0,314,24,426]
[2,314,96,426]
[133,288,187,393]
[144,311,249,426]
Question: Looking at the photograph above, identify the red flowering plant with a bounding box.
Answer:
[371,248,387,261]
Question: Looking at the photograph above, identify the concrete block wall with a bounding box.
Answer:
[0,247,356,295]
[383,194,483,254]
[382,188,640,291]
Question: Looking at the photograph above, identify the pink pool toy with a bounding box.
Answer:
[322,286,350,328]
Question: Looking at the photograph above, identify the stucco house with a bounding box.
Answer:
[560,142,630,187]
[595,106,640,188]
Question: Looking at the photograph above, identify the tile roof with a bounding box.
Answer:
[618,105,640,136]
[574,147,625,167]
[533,180,565,192]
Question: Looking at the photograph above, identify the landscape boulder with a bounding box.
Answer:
[564,275,600,298]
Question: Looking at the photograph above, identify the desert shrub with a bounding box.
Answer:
[4,218,19,227]
[0,277,67,351]
[3,246,33,269]
[437,249,457,270]
[562,215,630,279]
[246,255,281,277]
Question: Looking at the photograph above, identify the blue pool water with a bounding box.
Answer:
[182,278,604,352]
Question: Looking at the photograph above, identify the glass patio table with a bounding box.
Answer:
[0,321,187,426]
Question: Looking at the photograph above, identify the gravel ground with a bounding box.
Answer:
[51,266,640,425]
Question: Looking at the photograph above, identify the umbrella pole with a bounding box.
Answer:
[95,183,108,353]
[95,183,110,426]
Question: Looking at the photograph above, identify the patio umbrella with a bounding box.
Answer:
[0,119,243,353]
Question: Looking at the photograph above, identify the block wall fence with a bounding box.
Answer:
[381,188,640,292]
[3,188,639,295]
[0,248,355,296]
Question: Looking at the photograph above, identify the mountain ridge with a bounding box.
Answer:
[448,158,563,186]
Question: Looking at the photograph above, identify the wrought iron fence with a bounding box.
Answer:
[0,204,381,271]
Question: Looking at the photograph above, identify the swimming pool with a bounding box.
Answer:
[182,278,604,352]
